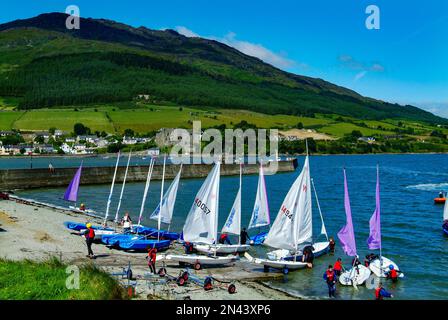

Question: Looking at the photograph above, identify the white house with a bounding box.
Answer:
[148,148,160,156]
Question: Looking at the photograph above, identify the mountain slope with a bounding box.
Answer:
[0,12,443,123]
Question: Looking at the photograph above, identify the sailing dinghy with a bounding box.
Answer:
[194,163,250,254]
[63,162,113,235]
[251,154,329,274]
[164,162,238,269]
[248,163,271,245]
[338,169,371,286]
[443,198,448,235]
[366,166,404,278]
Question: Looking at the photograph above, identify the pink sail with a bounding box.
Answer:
[337,169,357,256]
[63,164,82,202]
[367,165,382,250]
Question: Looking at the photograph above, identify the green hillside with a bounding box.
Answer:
[0,12,445,124]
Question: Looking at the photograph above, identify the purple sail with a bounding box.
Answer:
[337,169,357,257]
[367,165,382,250]
[64,165,82,202]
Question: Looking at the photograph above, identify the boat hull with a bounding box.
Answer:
[368,256,404,278]
[254,258,308,270]
[339,265,371,286]
[133,226,180,241]
[434,197,446,204]
[118,239,171,251]
[249,232,268,245]
[64,221,113,232]
[194,243,250,254]
[267,241,330,261]
[162,254,238,266]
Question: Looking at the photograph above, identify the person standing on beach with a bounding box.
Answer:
[147,248,157,274]
[323,265,337,298]
[333,258,343,276]
[121,212,133,234]
[48,163,55,173]
[83,223,96,259]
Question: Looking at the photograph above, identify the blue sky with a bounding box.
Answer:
[1,0,448,116]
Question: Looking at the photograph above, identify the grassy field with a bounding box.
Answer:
[0,111,24,130]
[0,99,443,140]
[13,109,115,132]
[0,258,127,300]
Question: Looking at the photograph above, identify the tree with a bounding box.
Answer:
[49,127,56,135]
[74,123,90,136]
[124,128,135,137]
[34,136,45,144]
[351,130,363,139]
[296,122,304,129]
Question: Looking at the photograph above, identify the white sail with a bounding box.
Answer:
[248,164,270,229]
[103,152,120,224]
[114,151,132,223]
[221,164,242,235]
[183,162,220,244]
[264,156,312,251]
[444,198,448,221]
[150,164,182,225]
[137,158,155,226]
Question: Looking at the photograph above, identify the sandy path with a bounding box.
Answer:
[0,199,295,300]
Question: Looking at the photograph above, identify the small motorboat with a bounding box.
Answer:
[434,197,446,204]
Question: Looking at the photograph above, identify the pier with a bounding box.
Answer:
[0,159,298,190]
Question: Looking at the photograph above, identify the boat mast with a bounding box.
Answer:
[137,158,155,227]
[103,152,120,226]
[157,155,166,241]
[114,151,132,224]
[238,161,242,245]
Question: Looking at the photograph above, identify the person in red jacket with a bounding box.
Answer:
[83,223,95,259]
[385,265,399,283]
[218,233,232,245]
[333,258,343,276]
[147,247,157,274]
[375,282,393,300]
[323,265,338,298]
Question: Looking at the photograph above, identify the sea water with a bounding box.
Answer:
[11,154,448,300]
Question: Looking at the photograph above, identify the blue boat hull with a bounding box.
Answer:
[133,226,180,241]
[101,234,144,246]
[64,221,113,232]
[118,239,171,251]
[250,232,268,245]
[443,225,448,236]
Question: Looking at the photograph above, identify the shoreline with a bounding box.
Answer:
[0,198,295,300]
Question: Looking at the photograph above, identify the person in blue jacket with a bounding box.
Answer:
[375,282,394,300]
[323,264,338,298]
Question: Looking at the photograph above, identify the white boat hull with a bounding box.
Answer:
[162,254,238,266]
[369,256,404,278]
[254,257,308,270]
[194,243,251,254]
[266,241,330,260]
[339,264,371,286]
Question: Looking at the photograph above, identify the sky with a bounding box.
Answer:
[1,0,447,116]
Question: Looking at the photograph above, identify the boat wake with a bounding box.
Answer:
[405,183,448,191]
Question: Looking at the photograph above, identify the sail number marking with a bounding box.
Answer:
[194,198,211,215]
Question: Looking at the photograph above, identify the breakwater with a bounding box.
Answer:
[0,159,297,190]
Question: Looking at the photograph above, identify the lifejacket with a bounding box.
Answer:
[389,269,398,279]
[88,228,95,239]
[148,249,157,263]
[334,261,342,271]
[326,270,334,282]
[220,234,227,240]
[375,287,382,300]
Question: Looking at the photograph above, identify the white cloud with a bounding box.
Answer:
[339,55,384,82]
[354,71,367,82]
[174,26,298,70]
[175,26,199,38]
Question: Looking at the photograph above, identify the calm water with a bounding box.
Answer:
[10,154,448,300]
